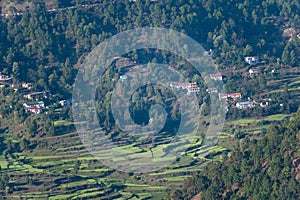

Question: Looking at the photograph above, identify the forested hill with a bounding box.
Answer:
[0,0,300,199]
[170,108,300,199]
[0,0,299,99]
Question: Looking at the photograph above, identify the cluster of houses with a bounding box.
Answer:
[0,72,70,115]
[207,70,273,110]
[236,98,272,110]
[169,82,200,95]
[209,73,245,109]
[22,91,48,114]
[244,56,266,77]
[0,54,269,116]
[22,92,70,114]
[218,91,272,110]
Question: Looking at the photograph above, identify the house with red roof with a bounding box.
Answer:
[23,101,45,114]
[170,82,200,94]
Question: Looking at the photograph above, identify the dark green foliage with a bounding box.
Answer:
[0,0,299,198]
[172,108,300,199]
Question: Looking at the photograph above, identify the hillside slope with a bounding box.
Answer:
[171,108,300,199]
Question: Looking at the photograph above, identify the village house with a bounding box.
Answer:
[170,82,200,94]
[206,87,218,94]
[260,98,272,108]
[23,101,45,114]
[236,101,256,109]
[22,82,33,90]
[0,84,8,88]
[24,91,48,100]
[203,49,212,56]
[14,87,30,93]
[0,73,12,81]
[219,93,242,101]
[245,56,259,65]
[249,67,260,75]
[59,99,71,107]
[209,73,223,81]
[187,83,200,94]
[119,75,128,81]
[170,82,192,90]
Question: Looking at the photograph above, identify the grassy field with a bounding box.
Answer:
[0,90,296,200]
[0,109,294,199]
[226,114,290,126]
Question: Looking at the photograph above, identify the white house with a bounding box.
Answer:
[187,83,200,95]
[245,56,259,65]
[206,88,218,94]
[260,98,271,108]
[59,100,71,107]
[0,73,11,81]
[119,75,128,81]
[0,84,8,88]
[204,49,212,56]
[24,91,47,100]
[22,83,33,89]
[170,82,200,94]
[209,73,223,81]
[219,93,242,101]
[249,67,260,75]
[23,101,45,114]
[170,82,191,90]
[236,101,256,109]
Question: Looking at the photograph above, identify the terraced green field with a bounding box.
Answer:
[0,69,297,199]
[0,118,225,199]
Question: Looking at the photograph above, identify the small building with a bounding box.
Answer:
[249,67,260,75]
[23,101,45,114]
[27,107,43,114]
[260,98,271,108]
[209,73,223,81]
[24,91,47,100]
[0,84,8,88]
[14,87,30,93]
[59,99,71,107]
[0,73,11,81]
[245,56,259,65]
[204,49,212,56]
[206,87,218,94]
[170,82,200,95]
[187,83,200,95]
[22,83,33,90]
[170,82,191,90]
[219,93,241,100]
[119,75,128,81]
[236,101,256,109]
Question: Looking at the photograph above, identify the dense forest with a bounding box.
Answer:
[170,107,300,199]
[0,0,299,121]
